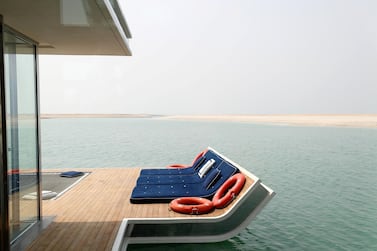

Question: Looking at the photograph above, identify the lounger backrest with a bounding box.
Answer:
[198,159,216,178]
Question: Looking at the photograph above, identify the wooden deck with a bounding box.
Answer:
[26,168,254,251]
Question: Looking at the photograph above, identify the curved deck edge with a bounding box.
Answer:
[112,182,274,250]
[112,148,275,250]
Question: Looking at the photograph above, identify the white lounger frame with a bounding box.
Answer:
[112,147,275,250]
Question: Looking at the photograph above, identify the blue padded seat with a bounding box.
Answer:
[60,171,84,178]
[139,150,219,176]
[136,159,218,185]
[130,157,239,203]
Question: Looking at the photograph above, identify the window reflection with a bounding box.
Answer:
[4,28,39,242]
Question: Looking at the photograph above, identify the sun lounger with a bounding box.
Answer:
[130,156,239,203]
[139,149,220,176]
[136,158,218,185]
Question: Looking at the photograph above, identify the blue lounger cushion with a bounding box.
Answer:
[130,159,238,203]
[60,171,84,178]
[139,150,219,176]
[203,168,221,190]
[136,153,222,185]
[136,159,218,185]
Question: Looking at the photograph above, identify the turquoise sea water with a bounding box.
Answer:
[41,118,377,251]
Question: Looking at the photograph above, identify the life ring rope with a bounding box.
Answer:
[169,197,214,215]
[168,172,246,214]
[212,173,246,209]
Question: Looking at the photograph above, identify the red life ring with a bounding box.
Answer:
[8,169,20,175]
[212,173,246,209]
[167,164,190,168]
[169,197,214,215]
[167,149,207,169]
[191,149,207,164]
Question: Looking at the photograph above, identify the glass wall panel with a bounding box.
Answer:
[3,28,39,242]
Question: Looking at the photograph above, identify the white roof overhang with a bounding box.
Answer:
[0,0,132,55]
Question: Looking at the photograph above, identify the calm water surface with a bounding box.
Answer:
[41,118,377,250]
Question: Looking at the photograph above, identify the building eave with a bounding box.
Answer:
[0,0,132,56]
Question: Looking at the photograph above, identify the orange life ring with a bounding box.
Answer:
[167,164,190,168]
[212,173,246,209]
[191,149,207,164]
[167,149,208,169]
[8,169,20,175]
[169,197,214,214]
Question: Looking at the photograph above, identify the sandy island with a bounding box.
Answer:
[40,114,156,119]
[40,114,377,128]
[160,115,377,128]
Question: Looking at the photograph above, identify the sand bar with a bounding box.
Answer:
[161,115,377,128]
[40,114,377,128]
[41,114,157,119]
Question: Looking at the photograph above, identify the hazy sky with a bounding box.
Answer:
[39,0,377,115]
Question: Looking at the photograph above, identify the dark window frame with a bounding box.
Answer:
[0,16,41,251]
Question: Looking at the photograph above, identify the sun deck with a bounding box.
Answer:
[26,167,262,250]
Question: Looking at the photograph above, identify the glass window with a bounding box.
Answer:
[3,27,40,243]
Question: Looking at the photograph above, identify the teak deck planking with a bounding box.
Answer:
[26,168,254,251]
